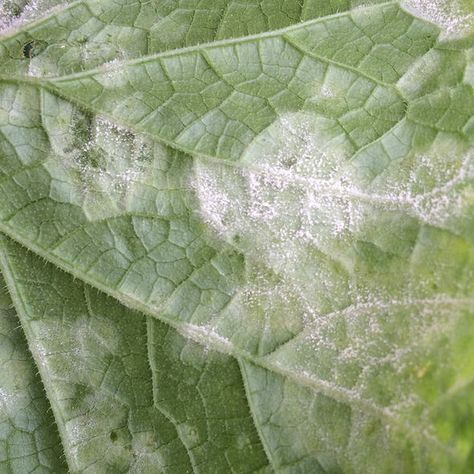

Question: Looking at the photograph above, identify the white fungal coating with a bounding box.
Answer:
[192,111,473,399]
[401,0,474,37]
[194,112,470,274]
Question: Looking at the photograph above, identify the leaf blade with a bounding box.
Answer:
[0,272,67,473]
[0,0,473,472]
[0,235,271,473]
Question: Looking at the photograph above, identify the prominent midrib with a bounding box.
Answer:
[0,222,464,464]
[261,295,474,359]
[0,0,400,83]
[144,317,202,474]
[0,237,73,472]
[0,2,414,174]
[0,0,85,40]
[0,136,459,220]
[0,72,406,172]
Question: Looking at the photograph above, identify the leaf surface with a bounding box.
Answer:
[0,273,66,473]
[0,0,473,472]
[0,235,271,473]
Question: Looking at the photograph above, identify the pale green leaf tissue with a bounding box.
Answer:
[0,0,473,472]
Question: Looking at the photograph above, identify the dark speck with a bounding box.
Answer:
[22,40,47,58]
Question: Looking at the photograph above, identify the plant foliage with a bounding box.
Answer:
[0,0,473,472]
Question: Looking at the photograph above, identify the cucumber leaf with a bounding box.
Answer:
[0,0,473,472]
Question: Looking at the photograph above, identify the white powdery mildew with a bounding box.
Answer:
[274,295,470,443]
[178,323,234,354]
[194,113,470,294]
[303,295,458,365]
[402,0,474,37]
[78,117,146,190]
[96,59,130,87]
[0,0,66,33]
[193,113,359,325]
[47,114,152,220]
[194,112,472,424]
[383,149,473,228]
[0,387,21,414]
[195,114,359,249]
[0,0,37,32]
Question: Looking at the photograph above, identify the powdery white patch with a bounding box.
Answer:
[0,387,23,414]
[194,113,472,306]
[47,113,153,220]
[79,117,146,187]
[92,53,132,86]
[198,114,471,259]
[71,117,148,217]
[64,399,131,467]
[240,271,315,321]
[193,113,358,323]
[193,110,472,397]
[129,435,166,473]
[379,148,473,228]
[264,295,469,441]
[320,84,335,98]
[178,323,234,354]
[401,0,474,38]
[0,0,37,32]
[300,295,461,364]
[232,270,315,353]
[0,0,66,34]
[194,113,358,252]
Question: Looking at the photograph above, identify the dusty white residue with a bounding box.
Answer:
[386,148,473,227]
[0,0,65,34]
[178,323,234,353]
[79,117,146,185]
[402,0,474,37]
[192,111,473,428]
[261,294,470,443]
[26,60,42,76]
[319,84,335,98]
[0,0,36,32]
[71,117,150,219]
[194,114,357,250]
[45,104,153,219]
[298,295,464,364]
[193,113,471,297]
[194,114,362,327]
[96,59,129,87]
[0,387,18,413]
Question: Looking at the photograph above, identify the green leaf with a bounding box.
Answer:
[0,0,473,472]
[0,235,271,473]
[0,273,66,473]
